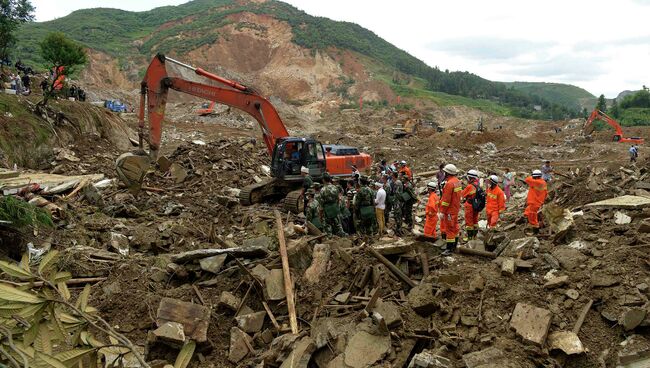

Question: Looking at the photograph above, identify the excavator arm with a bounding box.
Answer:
[583,109,624,138]
[117,54,289,188]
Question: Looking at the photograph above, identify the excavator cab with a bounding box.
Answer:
[271,138,326,180]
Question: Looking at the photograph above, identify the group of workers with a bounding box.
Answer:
[301,161,548,256]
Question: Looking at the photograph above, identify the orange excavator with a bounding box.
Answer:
[115,54,372,212]
[583,109,644,144]
[197,101,216,116]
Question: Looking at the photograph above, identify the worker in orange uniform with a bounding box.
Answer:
[439,164,462,255]
[399,160,413,180]
[423,181,439,238]
[461,169,481,241]
[486,175,506,228]
[523,169,548,234]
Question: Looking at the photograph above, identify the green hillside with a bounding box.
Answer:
[13,0,577,119]
[503,82,595,111]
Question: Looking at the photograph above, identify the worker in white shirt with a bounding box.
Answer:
[374,182,386,235]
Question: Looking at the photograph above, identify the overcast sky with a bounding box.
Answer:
[33,0,650,98]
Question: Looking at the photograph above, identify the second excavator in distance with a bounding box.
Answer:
[115,54,372,212]
[583,109,644,144]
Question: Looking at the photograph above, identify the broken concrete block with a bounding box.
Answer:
[152,321,185,345]
[408,283,436,316]
[156,297,210,343]
[304,244,331,284]
[586,195,650,209]
[501,257,515,275]
[235,311,266,334]
[219,291,241,312]
[617,334,650,366]
[509,303,552,346]
[280,336,316,368]
[615,211,632,225]
[265,268,286,301]
[334,292,351,304]
[243,235,274,250]
[502,237,539,260]
[544,275,569,289]
[621,308,647,331]
[638,219,650,233]
[408,349,452,368]
[466,239,485,251]
[542,204,574,241]
[169,163,187,184]
[552,247,588,271]
[468,275,485,292]
[547,331,585,355]
[228,327,252,363]
[565,289,579,300]
[287,240,313,269]
[199,254,227,274]
[591,274,620,288]
[110,232,129,256]
[372,299,402,328]
[251,264,271,280]
[462,347,505,368]
[344,331,391,368]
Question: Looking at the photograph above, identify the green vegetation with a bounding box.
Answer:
[0,0,34,60]
[13,0,577,119]
[593,88,650,126]
[0,195,52,229]
[0,95,52,166]
[39,32,87,105]
[503,82,595,111]
[596,94,607,113]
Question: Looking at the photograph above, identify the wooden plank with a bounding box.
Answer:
[419,246,429,277]
[275,210,299,334]
[170,247,268,263]
[364,280,383,314]
[156,297,211,343]
[572,299,593,334]
[262,301,281,331]
[365,244,416,288]
[457,247,496,259]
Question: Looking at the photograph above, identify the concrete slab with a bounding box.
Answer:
[585,195,650,210]
[547,331,584,355]
[509,303,552,346]
[344,331,390,368]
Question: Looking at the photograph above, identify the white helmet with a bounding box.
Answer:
[532,169,542,177]
[443,164,458,175]
[300,166,309,174]
[467,169,479,178]
[427,181,437,190]
[489,175,499,184]
[400,160,407,165]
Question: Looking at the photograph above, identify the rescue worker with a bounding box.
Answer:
[354,176,377,235]
[401,175,417,231]
[374,182,386,235]
[342,189,356,234]
[461,169,481,241]
[384,173,396,228]
[305,189,324,231]
[320,173,346,236]
[523,169,548,234]
[391,172,404,235]
[423,181,439,238]
[439,164,462,255]
[485,175,506,228]
[436,164,446,195]
[301,166,313,216]
[399,160,413,180]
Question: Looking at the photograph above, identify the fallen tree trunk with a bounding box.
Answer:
[170,246,269,263]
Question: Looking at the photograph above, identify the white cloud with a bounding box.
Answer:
[31,0,650,97]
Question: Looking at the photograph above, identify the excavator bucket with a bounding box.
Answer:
[115,152,151,190]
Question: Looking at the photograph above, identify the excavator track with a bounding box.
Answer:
[238,178,277,205]
[283,189,304,214]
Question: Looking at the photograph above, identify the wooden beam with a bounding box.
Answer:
[573,299,593,334]
[457,247,496,259]
[365,245,416,288]
[275,210,299,334]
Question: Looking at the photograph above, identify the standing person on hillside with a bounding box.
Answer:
[630,145,639,163]
[401,175,417,232]
[374,182,386,235]
[423,181,440,239]
[436,164,446,195]
[486,175,506,228]
[320,173,346,236]
[503,168,514,201]
[461,169,481,241]
[440,164,462,255]
[384,172,395,228]
[541,161,553,182]
[522,169,548,234]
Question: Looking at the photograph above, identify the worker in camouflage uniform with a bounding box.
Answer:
[320,173,346,236]
[354,176,377,235]
[340,188,355,234]
[402,175,417,231]
[384,172,395,228]
[301,166,313,216]
[305,188,324,231]
[391,172,404,235]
